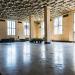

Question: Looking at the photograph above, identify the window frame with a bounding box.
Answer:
[41,21,45,38]
[54,16,63,34]
[7,20,16,36]
[23,21,30,36]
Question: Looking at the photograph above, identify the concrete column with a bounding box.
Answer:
[29,15,36,39]
[44,6,51,44]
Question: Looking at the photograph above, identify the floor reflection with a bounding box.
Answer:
[6,44,17,68]
[73,44,75,72]
[53,44,64,69]
[41,44,46,60]
[23,43,31,65]
[0,42,75,75]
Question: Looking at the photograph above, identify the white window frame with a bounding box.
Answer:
[54,16,63,34]
[7,20,16,35]
[23,22,30,36]
[41,21,45,38]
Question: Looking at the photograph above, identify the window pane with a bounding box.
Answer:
[12,29,13,35]
[59,16,62,26]
[24,22,30,36]
[74,13,75,32]
[12,21,15,28]
[10,21,12,28]
[41,22,44,38]
[27,29,29,36]
[7,20,15,35]
[54,17,58,26]
[24,25,27,36]
[13,29,15,35]
[8,29,11,35]
[24,26,27,35]
[7,21,10,28]
[7,29,10,35]
[58,26,62,34]
[24,22,26,25]
[54,27,58,34]
[26,23,28,25]
[54,16,63,34]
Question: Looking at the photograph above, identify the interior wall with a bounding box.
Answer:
[35,22,41,38]
[35,12,74,41]
[0,12,74,41]
[0,19,25,40]
[16,21,25,39]
[0,19,7,40]
[0,18,40,40]
[50,12,74,41]
[30,16,36,38]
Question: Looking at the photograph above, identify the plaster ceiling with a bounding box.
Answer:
[0,0,75,20]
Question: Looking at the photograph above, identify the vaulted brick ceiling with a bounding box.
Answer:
[0,0,75,20]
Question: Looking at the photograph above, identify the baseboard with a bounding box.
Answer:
[0,39,29,43]
[52,40,74,43]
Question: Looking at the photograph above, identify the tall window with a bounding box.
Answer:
[54,16,63,34]
[73,13,75,41]
[41,21,44,38]
[74,13,75,32]
[7,20,16,35]
[24,22,30,36]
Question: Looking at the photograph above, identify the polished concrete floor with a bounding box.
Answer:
[0,42,75,75]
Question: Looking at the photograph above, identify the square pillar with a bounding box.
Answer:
[44,6,51,44]
[29,15,36,39]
